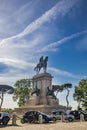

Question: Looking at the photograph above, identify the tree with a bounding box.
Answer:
[13,79,32,107]
[73,86,83,109]
[52,85,64,97]
[0,85,14,111]
[61,83,72,108]
[50,85,64,103]
[73,79,87,110]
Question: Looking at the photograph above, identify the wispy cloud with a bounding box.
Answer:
[0,0,84,86]
[0,0,37,39]
[0,0,78,46]
[37,29,87,53]
[13,0,36,24]
[0,57,83,77]
[0,0,87,109]
[48,67,81,79]
[0,0,79,72]
[0,58,35,69]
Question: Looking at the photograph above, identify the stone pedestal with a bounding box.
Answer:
[32,73,53,105]
[15,104,66,114]
[15,72,66,114]
[47,96,59,106]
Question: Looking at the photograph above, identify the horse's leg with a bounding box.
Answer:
[36,66,40,74]
[43,66,46,72]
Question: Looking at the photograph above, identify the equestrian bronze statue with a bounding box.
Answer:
[34,56,48,73]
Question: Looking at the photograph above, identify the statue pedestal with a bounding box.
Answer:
[32,72,53,105]
[15,73,66,114]
[15,104,66,114]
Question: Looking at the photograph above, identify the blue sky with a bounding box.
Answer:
[0,0,87,109]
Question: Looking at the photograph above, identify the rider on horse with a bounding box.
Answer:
[34,56,48,73]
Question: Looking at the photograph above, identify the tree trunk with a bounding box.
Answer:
[0,92,4,111]
[66,88,70,108]
[77,101,81,110]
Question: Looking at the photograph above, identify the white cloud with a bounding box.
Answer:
[0,0,78,46]
[0,0,85,109]
[13,0,36,24]
[0,0,84,86]
[0,58,35,69]
[0,0,39,39]
[48,67,81,79]
[0,73,33,85]
[37,29,87,53]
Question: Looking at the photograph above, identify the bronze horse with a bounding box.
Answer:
[34,56,48,73]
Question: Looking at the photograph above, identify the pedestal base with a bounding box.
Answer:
[15,104,66,114]
[15,73,67,114]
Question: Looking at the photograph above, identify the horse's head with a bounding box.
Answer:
[45,56,48,61]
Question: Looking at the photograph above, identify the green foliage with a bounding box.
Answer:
[52,85,64,92]
[13,79,32,107]
[73,79,87,110]
[52,85,64,100]
[52,83,72,108]
[61,83,72,90]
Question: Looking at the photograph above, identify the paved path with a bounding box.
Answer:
[0,121,87,130]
